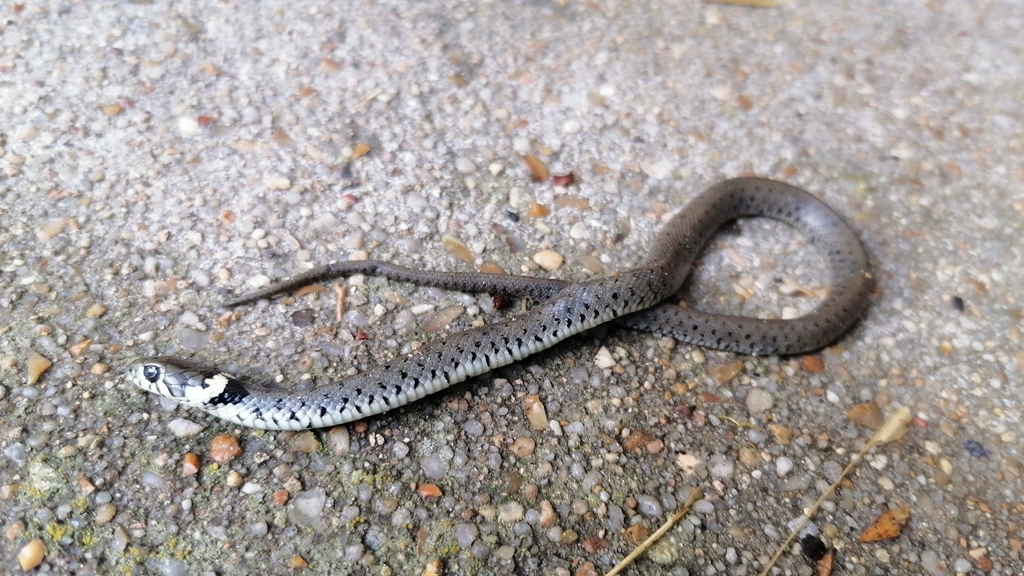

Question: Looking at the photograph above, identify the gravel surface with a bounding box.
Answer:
[2,1,1022,575]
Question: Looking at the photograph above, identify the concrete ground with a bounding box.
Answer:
[1,0,1021,574]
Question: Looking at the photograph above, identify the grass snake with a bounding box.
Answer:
[129,178,873,430]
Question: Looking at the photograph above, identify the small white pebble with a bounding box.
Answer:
[532,250,564,271]
[675,453,700,474]
[248,274,271,288]
[952,558,972,573]
[15,124,39,141]
[328,426,351,456]
[393,442,410,459]
[692,499,715,514]
[497,502,525,523]
[264,175,291,190]
[143,280,169,298]
[745,389,773,414]
[177,116,201,136]
[95,503,117,525]
[775,457,794,477]
[167,419,207,437]
[710,455,735,479]
[889,142,915,160]
[241,482,264,494]
[548,420,563,436]
[594,347,616,369]
[193,270,212,288]
[710,86,732,100]
[640,159,673,180]
[111,527,130,553]
[568,222,589,240]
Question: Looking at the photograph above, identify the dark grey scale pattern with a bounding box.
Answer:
[223,261,568,307]
[621,178,872,355]
[130,178,872,430]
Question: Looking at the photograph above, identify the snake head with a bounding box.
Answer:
[128,357,242,408]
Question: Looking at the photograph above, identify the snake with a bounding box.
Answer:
[128,178,873,430]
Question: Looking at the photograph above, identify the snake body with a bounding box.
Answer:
[129,178,872,430]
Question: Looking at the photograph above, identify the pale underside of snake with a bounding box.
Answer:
[129,178,873,430]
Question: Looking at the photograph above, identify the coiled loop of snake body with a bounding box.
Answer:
[129,178,873,430]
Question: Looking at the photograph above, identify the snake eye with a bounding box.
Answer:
[142,365,162,383]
